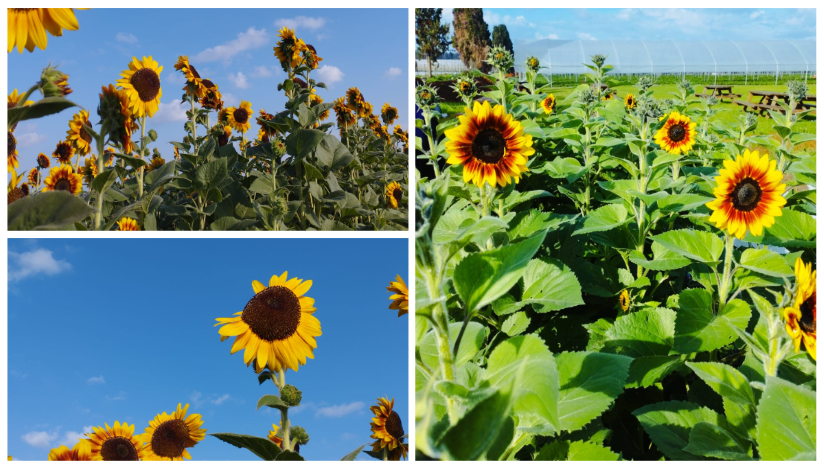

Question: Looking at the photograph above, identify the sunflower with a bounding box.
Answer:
[380,181,402,209]
[218,125,232,147]
[8,8,82,53]
[117,56,163,118]
[116,217,140,231]
[48,441,92,461]
[66,109,93,156]
[654,111,696,155]
[334,98,356,129]
[228,101,253,134]
[36,152,51,168]
[215,272,321,373]
[625,93,637,109]
[302,44,322,70]
[8,89,34,109]
[43,164,82,195]
[445,100,534,188]
[139,403,206,461]
[706,149,786,239]
[361,101,374,120]
[145,156,165,173]
[540,94,555,114]
[200,80,223,111]
[267,421,285,447]
[28,168,39,185]
[784,258,816,361]
[7,131,18,172]
[274,27,307,69]
[52,141,74,164]
[86,421,145,461]
[175,55,207,98]
[602,93,613,101]
[381,103,398,126]
[369,397,408,461]
[619,289,631,312]
[387,275,409,317]
[99,84,136,154]
[346,87,365,116]
[79,156,97,185]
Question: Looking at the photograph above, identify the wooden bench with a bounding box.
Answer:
[695,92,741,102]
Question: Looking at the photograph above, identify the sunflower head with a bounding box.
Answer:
[526,56,540,72]
[706,149,786,239]
[80,156,98,185]
[7,130,19,172]
[625,93,637,109]
[28,168,39,186]
[274,27,307,70]
[43,164,82,195]
[346,87,365,114]
[784,258,816,360]
[385,181,403,210]
[140,403,206,461]
[387,275,409,316]
[200,80,223,111]
[302,44,322,70]
[117,56,163,118]
[8,88,34,109]
[98,84,136,154]
[175,56,206,98]
[86,422,145,461]
[541,94,556,114]
[39,65,72,98]
[369,397,408,461]
[66,109,93,156]
[415,84,437,108]
[48,440,93,461]
[117,217,140,231]
[444,100,534,188]
[218,125,233,147]
[619,289,631,312]
[228,101,254,133]
[334,98,356,129]
[8,9,82,53]
[654,111,696,155]
[486,45,514,72]
[381,103,398,126]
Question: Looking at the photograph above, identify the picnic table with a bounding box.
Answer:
[695,85,740,103]
[733,90,816,116]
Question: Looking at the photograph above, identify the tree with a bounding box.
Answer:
[415,9,452,79]
[452,8,491,71]
[492,25,513,55]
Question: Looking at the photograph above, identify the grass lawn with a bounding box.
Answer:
[437,83,816,145]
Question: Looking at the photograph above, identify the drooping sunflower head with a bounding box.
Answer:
[334,97,356,129]
[200,79,223,111]
[619,289,631,312]
[541,94,556,114]
[346,87,365,115]
[37,152,51,168]
[43,164,82,195]
[706,149,786,239]
[86,421,145,461]
[145,156,165,173]
[218,125,233,147]
[52,141,74,164]
[175,55,206,98]
[7,130,18,172]
[625,93,637,109]
[444,100,534,188]
[274,27,307,69]
[117,217,140,231]
[48,440,93,461]
[381,103,398,126]
[8,8,83,53]
[117,56,163,118]
[80,156,98,185]
[369,397,408,460]
[784,258,816,361]
[140,403,206,461]
[98,84,136,154]
[66,109,93,156]
[387,275,409,316]
[654,111,696,155]
[228,101,254,133]
[385,181,403,209]
[215,272,321,373]
[302,44,322,70]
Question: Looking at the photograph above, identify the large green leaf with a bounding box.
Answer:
[650,229,724,264]
[8,191,94,230]
[520,258,584,313]
[453,231,546,313]
[209,433,283,460]
[604,308,679,387]
[683,422,753,460]
[738,248,794,278]
[501,311,530,336]
[285,129,326,161]
[419,322,487,371]
[195,159,227,190]
[633,401,726,460]
[556,351,631,432]
[673,289,751,353]
[656,194,713,213]
[485,335,560,436]
[8,96,78,126]
[437,389,512,461]
[535,440,620,461]
[743,209,816,249]
[315,134,355,171]
[687,362,757,442]
[573,204,628,235]
[629,242,692,271]
[756,377,816,460]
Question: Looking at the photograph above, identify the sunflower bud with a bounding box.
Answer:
[280,384,302,406]
[636,75,654,94]
[271,138,287,161]
[269,195,289,221]
[787,80,808,102]
[415,85,437,109]
[39,64,72,98]
[578,88,599,106]
[485,46,514,73]
[525,56,540,73]
[591,54,607,69]
[289,426,309,446]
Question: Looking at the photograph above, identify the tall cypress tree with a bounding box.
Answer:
[452,8,491,71]
[415,9,451,79]
[492,24,514,55]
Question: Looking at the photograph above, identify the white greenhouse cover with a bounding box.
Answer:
[514,39,816,75]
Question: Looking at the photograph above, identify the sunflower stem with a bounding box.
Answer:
[277,369,292,452]
[382,447,388,461]
[718,232,736,308]
[190,96,198,154]
[94,137,105,231]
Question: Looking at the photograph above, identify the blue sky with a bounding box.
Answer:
[7,238,409,461]
[436,8,815,44]
[8,8,408,177]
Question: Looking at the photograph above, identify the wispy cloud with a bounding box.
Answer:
[86,376,105,385]
[228,71,249,89]
[315,401,365,418]
[193,27,269,64]
[152,99,188,124]
[383,67,402,79]
[274,16,327,32]
[212,394,231,405]
[315,65,344,85]
[9,249,71,282]
[115,32,138,44]
[59,427,92,446]
[252,66,277,78]
[190,391,232,407]
[106,391,127,401]
[22,431,58,448]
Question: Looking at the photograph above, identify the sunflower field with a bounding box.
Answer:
[415,52,816,461]
[8,12,408,231]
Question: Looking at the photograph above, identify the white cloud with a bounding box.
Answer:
[115,32,137,44]
[252,65,276,78]
[152,99,188,124]
[750,10,765,20]
[86,376,105,385]
[577,32,597,41]
[315,401,365,418]
[15,131,47,148]
[533,32,559,40]
[191,390,231,407]
[274,16,327,32]
[106,391,127,401]
[221,93,238,107]
[211,394,231,405]
[228,71,250,89]
[315,65,344,85]
[60,429,88,446]
[616,9,634,20]
[22,431,58,448]
[486,12,534,28]
[384,67,402,79]
[193,27,269,64]
[8,249,71,282]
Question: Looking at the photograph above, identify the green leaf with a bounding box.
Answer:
[437,389,512,461]
[453,231,546,313]
[256,395,289,411]
[604,308,679,387]
[209,433,283,460]
[501,311,530,336]
[315,135,355,171]
[485,335,560,435]
[629,242,692,271]
[8,96,78,126]
[90,169,117,195]
[743,209,816,249]
[536,440,620,461]
[650,229,724,264]
[686,361,757,442]
[195,159,228,190]
[573,204,628,235]
[8,192,95,230]
[520,258,584,313]
[683,422,753,460]
[673,289,751,354]
[656,194,713,213]
[285,129,326,161]
[556,351,632,432]
[633,401,727,460]
[340,444,368,461]
[274,450,304,461]
[419,322,487,371]
[738,248,794,278]
[756,377,816,460]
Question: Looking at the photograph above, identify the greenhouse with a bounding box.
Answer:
[514,39,816,84]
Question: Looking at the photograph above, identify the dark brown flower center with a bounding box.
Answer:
[54,177,73,192]
[131,67,161,103]
[393,188,403,203]
[55,143,72,161]
[385,411,405,440]
[233,108,249,124]
[201,79,215,89]
[151,419,189,459]
[39,155,50,167]
[799,292,816,334]
[100,436,138,461]
[242,286,301,341]
[667,123,686,142]
[79,123,92,143]
[8,131,15,156]
[188,65,201,80]
[8,187,24,205]
[20,183,29,196]
[731,178,762,212]
[472,128,506,164]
